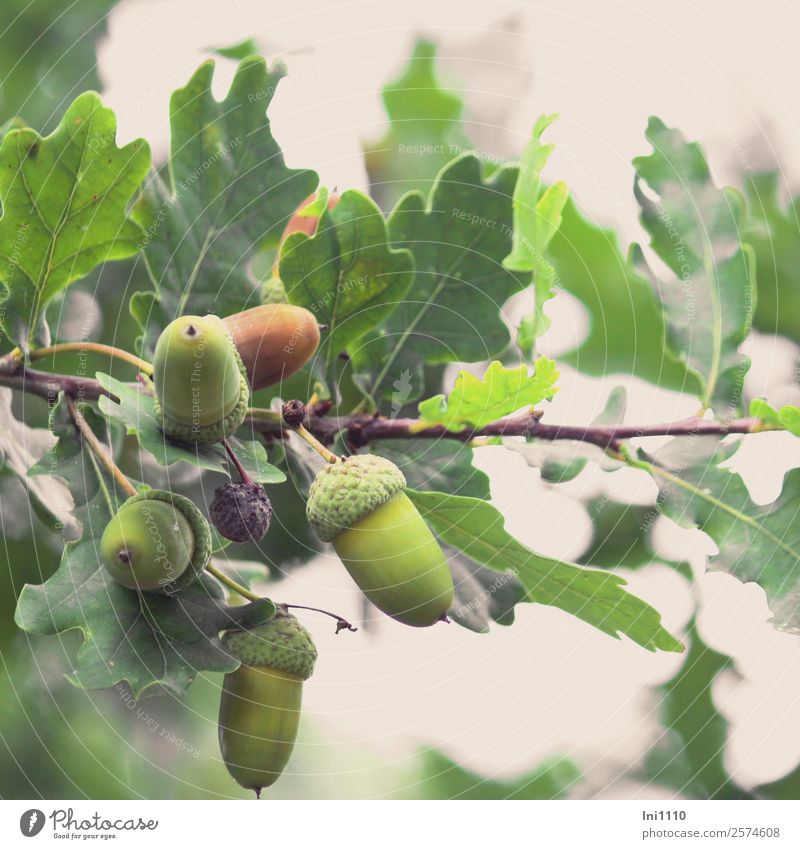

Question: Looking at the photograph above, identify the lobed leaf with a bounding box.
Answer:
[548,197,695,392]
[280,189,415,373]
[408,489,684,652]
[96,373,285,483]
[358,154,527,401]
[637,620,739,798]
[0,388,77,536]
[503,114,569,341]
[741,171,800,342]
[364,39,469,210]
[649,444,800,632]
[133,56,317,350]
[633,118,755,414]
[0,93,150,347]
[417,357,559,431]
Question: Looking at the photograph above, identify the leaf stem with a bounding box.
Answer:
[205,563,260,602]
[66,396,137,497]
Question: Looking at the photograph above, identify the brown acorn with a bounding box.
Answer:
[222,304,320,391]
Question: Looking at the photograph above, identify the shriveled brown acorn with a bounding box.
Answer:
[210,482,273,543]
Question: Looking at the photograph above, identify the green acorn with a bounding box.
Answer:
[305,455,454,627]
[218,610,317,797]
[100,490,211,594]
[152,314,249,444]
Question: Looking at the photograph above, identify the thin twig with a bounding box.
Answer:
[66,397,137,497]
[285,603,358,633]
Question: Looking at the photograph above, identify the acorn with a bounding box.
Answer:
[222,304,320,391]
[305,455,454,627]
[210,482,273,543]
[218,610,317,797]
[100,490,211,594]
[153,314,249,444]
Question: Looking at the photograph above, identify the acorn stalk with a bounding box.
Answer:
[218,610,317,797]
[306,455,454,627]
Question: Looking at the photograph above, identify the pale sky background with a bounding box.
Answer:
[89,0,800,795]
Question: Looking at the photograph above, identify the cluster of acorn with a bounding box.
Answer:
[97,289,454,797]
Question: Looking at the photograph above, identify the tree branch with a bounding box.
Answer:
[248,407,764,450]
[0,364,767,449]
[0,362,111,403]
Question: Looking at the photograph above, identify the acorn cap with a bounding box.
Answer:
[153,316,250,445]
[306,454,406,543]
[223,609,317,680]
[115,489,212,593]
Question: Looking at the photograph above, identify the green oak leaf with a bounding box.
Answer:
[0,388,77,536]
[446,546,525,634]
[407,489,684,652]
[750,398,800,436]
[417,751,580,800]
[649,446,800,632]
[633,118,755,414]
[638,620,740,798]
[364,39,470,211]
[742,171,800,342]
[417,357,559,432]
[369,439,490,499]
[16,550,274,696]
[133,56,317,350]
[0,92,151,348]
[358,154,526,401]
[579,496,691,579]
[547,197,695,392]
[280,189,414,372]
[503,113,569,342]
[14,394,275,695]
[96,373,285,484]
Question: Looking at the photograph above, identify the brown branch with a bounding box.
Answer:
[0,364,766,450]
[0,363,110,403]
[251,408,764,450]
